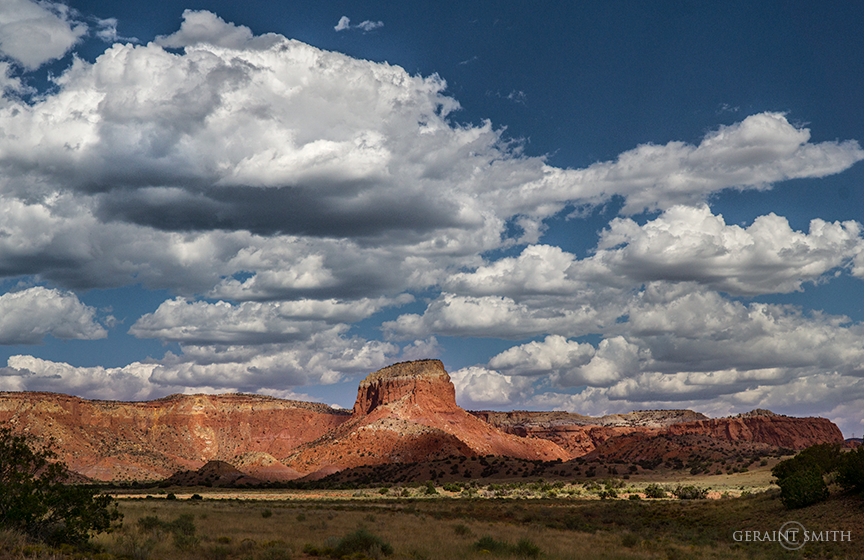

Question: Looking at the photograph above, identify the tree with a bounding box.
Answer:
[0,426,121,545]
[771,443,841,509]
[836,445,864,495]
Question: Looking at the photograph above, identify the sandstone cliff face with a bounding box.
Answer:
[472,409,844,457]
[665,415,844,449]
[0,392,350,481]
[0,362,847,482]
[353,359,454,415]
[285,360,569,476]
[471,409,708,456]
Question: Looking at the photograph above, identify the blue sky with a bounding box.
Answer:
[1,0,863,436]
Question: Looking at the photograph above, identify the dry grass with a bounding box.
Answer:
[82,488,862,560]
[4,480,862,559]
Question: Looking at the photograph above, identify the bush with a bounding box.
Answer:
[0,426,121,545]
[779,466,829,509]
[643,484,667,499]
[836,445,864,494]
[514,538,541,558]
[473,536,540,557]
[772,443,841,509]
[474,536,510,554]
[332,529,393,558]
[771,443,841,482]
[672,485,707,500]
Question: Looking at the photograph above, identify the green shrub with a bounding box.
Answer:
[332,528,393,558]
[836,445,864,494]
[474,535,540,557]
[514,538,541,558]
[137,515,163,533]
[424,481,438,495]
[672,485,707,499]
[771,443,842,509]
[0,426,121,546]
[474,536,510,554]
[778,466,829,509]
[261,509,273,518]
[643,484,667,499]
[771,443,841,482]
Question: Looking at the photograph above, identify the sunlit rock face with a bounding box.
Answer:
[353,359,455,416]
[0,361,845,482]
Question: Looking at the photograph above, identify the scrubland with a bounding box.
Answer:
[2,472,861,560]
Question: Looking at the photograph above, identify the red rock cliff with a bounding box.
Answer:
[666,415,844,449]
[353,359,455,415]
[286,360,570,475]
[0,392,350,481]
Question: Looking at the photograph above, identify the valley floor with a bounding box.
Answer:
[3,478,862,560]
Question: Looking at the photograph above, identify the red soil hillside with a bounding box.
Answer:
[0,392,349,481]
[471,408,843,457]
[0,360,846,483]
[471,409,707,456]
[286,360,570,476]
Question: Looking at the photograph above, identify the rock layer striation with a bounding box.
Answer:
[0,360,847,482]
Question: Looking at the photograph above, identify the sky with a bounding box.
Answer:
[0,0,863,437]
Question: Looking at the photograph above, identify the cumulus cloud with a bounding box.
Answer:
[1,9,864,429]
[552,112,864,215]
[590,205,864,295]
[383,292,627,340]
[3,326,404,399]
[0,0,87,69]
[450,366,534,408]
[530,372,864,439]
[2,355,162,400]
[154,10,278,50]
[0,286,106,344]
[129,295,412,344]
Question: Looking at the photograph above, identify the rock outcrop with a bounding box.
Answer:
[0,392,350,481]
[665,414,844,449]
[286,360,569,475]
[0,362,847,483]
[472,409,844,457]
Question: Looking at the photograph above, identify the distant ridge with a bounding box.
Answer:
[0,361,845,482]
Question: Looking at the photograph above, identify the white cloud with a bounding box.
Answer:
[444,244,581,297]
[590,205,864,295]
[4,327,401,399]
[383,292,627,340]
[0,9,863,429]
[334,16,351,32]
[154,9,278,50]
[3,355,160,401]
[489,335,631,386]
[400,337,442,361]
[334,16,383,32]
[129,295,412,344]
[0,0,87,69]
[357,20,384,32]
[0,286,106,344]
[530,372,864,438]
[450,366,534,408]
[505,113,864,219]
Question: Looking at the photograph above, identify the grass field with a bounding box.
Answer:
[2,467,861,560]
